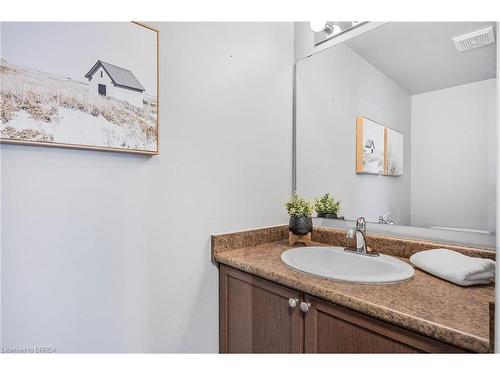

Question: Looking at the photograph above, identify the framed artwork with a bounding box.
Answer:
[356,116,385,174]
[355,116,404,176]
[1,22,159,155]
[385,127,404,176]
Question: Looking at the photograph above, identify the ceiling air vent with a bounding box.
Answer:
[453,26,495,52]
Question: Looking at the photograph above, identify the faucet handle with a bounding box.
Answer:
[356,217,366,231]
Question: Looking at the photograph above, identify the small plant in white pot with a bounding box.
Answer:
[314,193,341,219]
[285,192,314,235]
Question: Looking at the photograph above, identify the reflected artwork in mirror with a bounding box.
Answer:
[356,117,385,174]
[385,127,404,176]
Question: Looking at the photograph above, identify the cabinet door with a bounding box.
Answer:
[219,265,304,353]
[304,295,467,353]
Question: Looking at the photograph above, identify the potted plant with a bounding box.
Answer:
[314,193,341,219]
[285,192,314,235]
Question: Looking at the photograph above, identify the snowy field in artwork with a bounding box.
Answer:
[1,59,157,151]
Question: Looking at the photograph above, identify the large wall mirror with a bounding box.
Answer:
[295,22,497,247]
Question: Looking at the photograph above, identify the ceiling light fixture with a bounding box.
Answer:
[309,21,327,33]
[325,23,341,35]
[311,21,368,45]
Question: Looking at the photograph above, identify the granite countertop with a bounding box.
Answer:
[214,238,495,353]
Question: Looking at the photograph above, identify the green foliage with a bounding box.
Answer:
[285,192,314,217]
[314,193,341,215]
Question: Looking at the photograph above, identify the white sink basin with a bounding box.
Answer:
[281,246,414,284]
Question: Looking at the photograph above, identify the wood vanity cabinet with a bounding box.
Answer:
[219,264,304,353]
[219,265,467,354]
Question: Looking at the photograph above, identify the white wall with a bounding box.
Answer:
[88,66,114,96]
[111,85,144,108]
[0,22,293,353]
[411,79,497,232]
[296,43,411,224]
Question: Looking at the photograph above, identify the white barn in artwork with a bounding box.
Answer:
[85,60,145,107]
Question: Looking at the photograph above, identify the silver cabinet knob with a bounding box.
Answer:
[288,298,299,309]
[300,301,311,313]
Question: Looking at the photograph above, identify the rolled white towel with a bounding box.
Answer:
[409,249,495,286]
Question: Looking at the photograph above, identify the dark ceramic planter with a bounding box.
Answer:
[289,215,313,235]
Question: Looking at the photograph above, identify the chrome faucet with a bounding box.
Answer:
[378,216,395,224]
[345,217,378,257]
[378,213,395,225]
